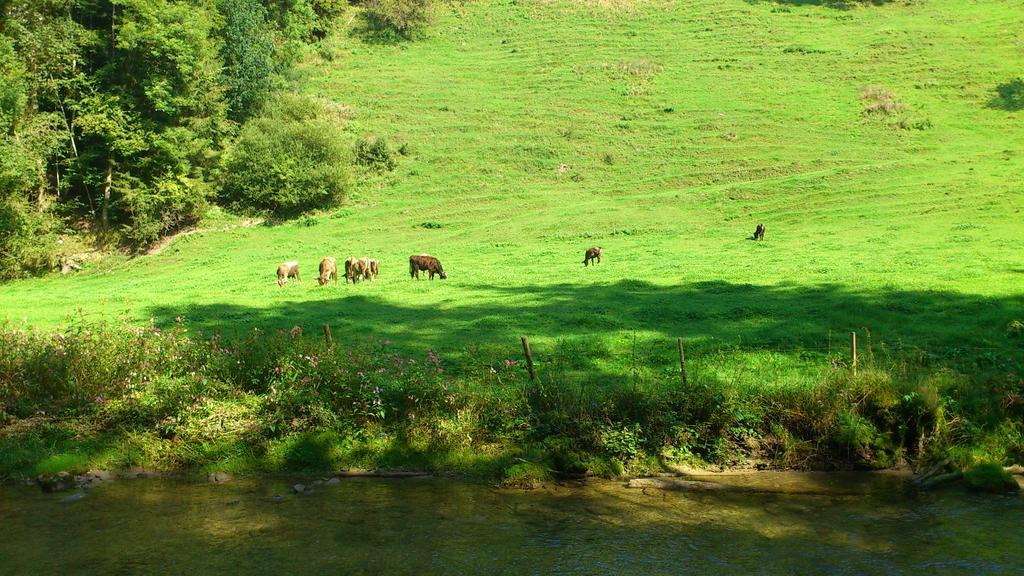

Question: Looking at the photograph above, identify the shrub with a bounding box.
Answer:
[222,94,351,216]
[860,86,906,116]
[362,0,431,38]
[0,198,61,279]
[354,134,397,171]
[964,462,1019,493]
[1008,320,1024,339]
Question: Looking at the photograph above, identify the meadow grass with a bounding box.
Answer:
[0,0,1022,477]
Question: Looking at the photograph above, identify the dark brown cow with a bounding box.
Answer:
[276,261,300,286]
[318,257,338,285]
[409,254,446,280]
[583,247,602,266]
[345,257,373,283]
[753,223,766,241]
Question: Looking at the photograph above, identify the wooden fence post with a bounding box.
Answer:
[520,335,536,382]
[677,337,687,386]
[850,331,857,377]
[323,324,333,347]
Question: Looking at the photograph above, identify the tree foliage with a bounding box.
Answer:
[0,0,352,276]
[363,0,431,38]
[218,0,274,122]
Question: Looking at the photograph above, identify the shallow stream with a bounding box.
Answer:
[1,473,1021,575]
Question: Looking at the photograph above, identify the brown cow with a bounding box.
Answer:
[583,247,602,266]
[753,223,766,241]
[318,257,338,285]
[276,261,300,286]
[409,254,446,280]
[368,259,380,280]
[345,257,373,283]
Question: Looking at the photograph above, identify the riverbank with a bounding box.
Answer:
[2,323,1022,486]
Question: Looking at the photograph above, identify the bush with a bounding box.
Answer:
[964,462,1019,493]
[354,134,397,171]
[222,94,351,216]
[0,198,61,279]
[860,86,906,116]
[362,0,431,38]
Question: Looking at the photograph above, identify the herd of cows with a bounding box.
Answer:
[274,254,447,286]
[273,223,767,287]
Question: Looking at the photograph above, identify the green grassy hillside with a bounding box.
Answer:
[2,0,1022,379]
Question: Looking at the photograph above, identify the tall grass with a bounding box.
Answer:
[2,323,1020,481]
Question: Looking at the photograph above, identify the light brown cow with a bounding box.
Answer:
[276,261,300,286]
[318,257,338,285]
[345,257,373,283]
[583,247,602,266]
[368,259,380,280]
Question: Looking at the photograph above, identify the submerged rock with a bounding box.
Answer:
[627,477,734,491]
[60,492,87,504]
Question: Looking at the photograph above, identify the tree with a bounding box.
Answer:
[218,0,274,122]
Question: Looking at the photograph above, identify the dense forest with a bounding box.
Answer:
[0,0,419,278]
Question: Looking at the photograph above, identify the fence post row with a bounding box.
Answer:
[520,335,537,381]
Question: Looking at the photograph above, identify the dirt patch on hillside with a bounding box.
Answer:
[146,218,264,256]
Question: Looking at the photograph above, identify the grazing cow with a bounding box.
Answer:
[753,223,766,241]
[318,257,338,285]
[276,261,300,286]
[583,247,602,266]
[409,254,447,280]
[369,259,380,280]
[345,257,373,283]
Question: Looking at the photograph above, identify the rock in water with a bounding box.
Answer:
[208,472,233,483]
[292,484,306,494]
[38,472,74,493]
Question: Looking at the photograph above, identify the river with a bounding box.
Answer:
[1,473,1021,575]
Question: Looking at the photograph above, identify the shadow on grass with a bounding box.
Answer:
[745,0,895,9]
[988,78,1024,112]
[146,279,1023,364]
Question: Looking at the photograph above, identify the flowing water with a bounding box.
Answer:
[1,473,1021,575]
